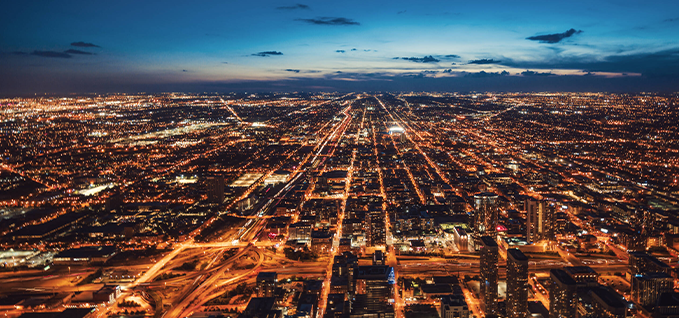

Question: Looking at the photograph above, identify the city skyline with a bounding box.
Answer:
[2,0,679,94]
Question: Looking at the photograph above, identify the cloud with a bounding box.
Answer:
[444,54,460,58]
[502,48,679,77]
[64,49,94,55]
[252,51,283,57]
[70,41,100,48]
[397,10,406,14]
[443,69,452,73]
[663,17,679,22]
[222,62,229,64]
[285,69,301,73]
[11,51,28,55]
[527,28,583,44]
[464,70,509,78]
[336,50,345,53]
[351,48,357,51]
[468,59,502,64]
[31,50,71,58]
[521,70,553,76]
[294,17,360,26]
[182,70,188,72]
[400,55,440,63]
[277,4,310,10]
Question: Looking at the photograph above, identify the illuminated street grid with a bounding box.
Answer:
[0,92,678,318]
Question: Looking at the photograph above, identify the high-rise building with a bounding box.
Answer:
[549,269,578,318]
[564,266,599,288]
[474,192,499,237]
[367,210,386,247]
[480,236,499,315]
[526,199,555,243]
[631,272,673,308]
[353,265,395,314]
[256,272,277,297]
[440,295,470,318]
[506,248,528,318]
[206,175,225,204]
[628,252,671,277]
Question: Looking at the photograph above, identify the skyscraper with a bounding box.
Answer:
[549,269,578,318]
[506,248,528,318]
[206,175,225,204]
[480,236,499,315]
[526,199,555,243]
[474,192,499,237]
[631,272,674,308]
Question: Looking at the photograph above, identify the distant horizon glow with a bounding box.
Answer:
[1,0,678,94]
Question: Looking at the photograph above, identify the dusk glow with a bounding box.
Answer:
[2,0,679,93]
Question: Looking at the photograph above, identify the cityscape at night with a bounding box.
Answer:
[2,1,679,318]
[0,92,678,318]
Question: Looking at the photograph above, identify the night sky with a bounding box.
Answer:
[1,0,678,94]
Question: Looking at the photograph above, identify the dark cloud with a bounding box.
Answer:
[400,55,440,63]
[468,59,501,64]
[502,48,679,77]
[277,3,310,10]
[252,51,283,57]
[11,51,28,55]
[521,70,553,76]
[443,69,452,73]
[285,69,300,73]
[64,49,94,55]
[451,63,457,65]
[364,49,371,52]
[464,70,509,78]
[527,28,583,44]
[351,48,357,51]
[663,17,679,22]
[444,54,460,58]
[397,10,406,14]
[31,50,71,58]
[182,70,188,72]
[336,50,345,53]
[222,62,229,64]
[295,17,360,26]
[70,41,100,48]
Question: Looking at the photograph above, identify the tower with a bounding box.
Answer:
[480,236,499,315]
[507,249,529,318]
[474,192,499,238]
[206,175,225,204]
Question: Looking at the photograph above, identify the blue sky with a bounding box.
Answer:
[1,0,678,93]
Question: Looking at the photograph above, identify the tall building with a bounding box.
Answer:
[480,236,499,315]
[353,265,395,315]
[564,266,599,287]
[549,269,578,318]
[256,272,277,298]
[440,295,470,318]
[631,272,673,308]
[367,209,386,247]
[628,252,671,277]
[206,175,225,204]
[526,199,555,243]
[474,192,499,237]
[506,248,528,318]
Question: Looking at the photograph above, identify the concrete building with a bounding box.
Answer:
[474,193,499,237]
[549,269,578,318]
[440,295,469,318]
[506,248,528,318]
[526,198,555,243]
[256,272,278,298]
[206,175,224,204]
[480,236,498,315]
[632,272,673,308]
